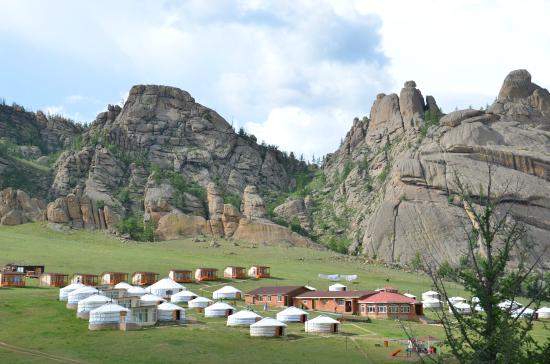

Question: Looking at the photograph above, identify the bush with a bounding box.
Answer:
[116,188,130,204]
[116,213,156,242]
[223,193,241,209]
[151,166,207,210]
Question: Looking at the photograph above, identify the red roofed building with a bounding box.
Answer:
[245,286,312,307]
[294,290,376,315]
[358,290,423,320]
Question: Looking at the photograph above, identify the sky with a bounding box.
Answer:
[1,0,549,160]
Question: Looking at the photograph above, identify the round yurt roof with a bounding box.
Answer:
[449,296,466,302]
[149,277,184,290]
[403,293,416,298]
[329,283,346,288]
[471,297,480,303]
[71,286,98,295]
[305,285,316,291]
[140,293,165,302]
[158,302,184,311]
[172,290,197,298]
[61,282,85,291]
[91,303,129,314]
[127,286,148,295]
[537,306,550,313]
[114,282,133,290]
[422,298,441,303]
[214,285,242,294]
[278,306,308,316]
[307,315,340,324]
[498,300,522,309]
[250,317,286,327]
[189,296,212,303]
[229,310,261,319]
[423,290,439,296]
[207,302,234,310]
[79,294,110,304]
[452,302,470,309]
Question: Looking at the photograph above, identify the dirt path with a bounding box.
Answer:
[0,341,83,363]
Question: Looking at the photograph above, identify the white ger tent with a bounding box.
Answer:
[250,318,287,337]
[212,286,242,300]
[276,306,309,323]
[204,302,235,318]
[88,303,130,330]
[67,286,99,309]
[449,301,472,315]
[188,296,213,309]
[537,307,550,319]
[227,310,262,326]
[171,290,198,304]
[140,293,166,304]
[114,282,133,290]
[126,286,148,297]
[59,282,86,301]
[328,283,347,292]
[77,294,111,319]
[148,278,185,298]
[422,297,442,309]
[157,302,186,323]
[305,315,340,333]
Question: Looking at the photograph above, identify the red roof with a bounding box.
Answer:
[296,290,376,299]
[358,291,417,304]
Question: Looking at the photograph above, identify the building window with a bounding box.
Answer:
[302,300,308,305]
[368,305,376,313]
[337,299,345,306]
[389,305,399,313]
[401,305,410,313]
[321,299,328,304]
[267,296,272,301]
[378,305,387,313]
[258,295,263,301]
[360,304,366,313]
[277,295,283,302]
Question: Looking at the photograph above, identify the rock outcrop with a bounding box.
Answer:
[241,185,266,219]
[0,188,45,225]
[273,198,312,232]
[317,70,550,264]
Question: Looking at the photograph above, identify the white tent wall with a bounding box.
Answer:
[67,287,98,309]
[59,283,85,301]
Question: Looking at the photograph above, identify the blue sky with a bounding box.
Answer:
[1,0,549,159]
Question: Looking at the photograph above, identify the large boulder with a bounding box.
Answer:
[273,198,312,231]
[221,203,241,237]
[241,185,266,219]
[440,109,484,127]
[399,80,425,129]
[46,198,70,223]
[232,218,320,248]
[155,212,210,240]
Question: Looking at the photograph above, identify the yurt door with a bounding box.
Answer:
[333,323,338,333]
[174,310,180,321]
[276,326,283,336]
[300,314,306,323]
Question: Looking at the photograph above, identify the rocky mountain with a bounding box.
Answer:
[301,69,549,265]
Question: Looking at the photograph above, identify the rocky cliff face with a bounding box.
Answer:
[308,70,550,264]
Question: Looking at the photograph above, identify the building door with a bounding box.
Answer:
[345,301,352,313]
[311,299,316,310]
[415,304,423,316]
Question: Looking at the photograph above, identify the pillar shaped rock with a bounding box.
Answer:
[241,185,266,219]
[399,80,425,129]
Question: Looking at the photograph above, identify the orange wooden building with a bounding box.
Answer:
[223,266,246,279]
[294,290,376,315]
[169,269,193,283]
[0,272,26,287]
[71,273,99,286]
[3,263,44,278]
[195,268,218,282]
[100,272,129,286]
[39,273,68,287]
[131,272,159,286]
[245,286,312,308]
[248,265,270,279]
[358,290,423,321]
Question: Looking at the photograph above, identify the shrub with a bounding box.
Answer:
[223,193,241,209]
[116,213,156,242]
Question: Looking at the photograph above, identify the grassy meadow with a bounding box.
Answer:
[0,223,548,363]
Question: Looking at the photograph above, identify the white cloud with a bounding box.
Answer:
[43,105,64,115]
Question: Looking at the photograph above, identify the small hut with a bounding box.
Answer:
[2,263,44,278]
[305,315,340,333]
[212,286,242,300]
[223,266,246,279]
[421,290,441,301]
[71,273,98,286]
[171,290,198,304]
[537,307,550,320]
[157,302,186,323]
[139,293,165,305]
[148,278,185,298]
[276,306,309,323]
[328,283,347,292]
[188,296,213,310]
[195,268,218,282]
[59,282,86,301]
[39,273,68,287]
[227,310,262,326]
[114,282,133,290]
[77,294,111,319]
[0,272,26,288]
[248,265,270,279]
[131,272,159,286]
[100,272,128,286]
[449,301,472,315]
[204,302,235,318]
[67,286,99,309]
[88,303,130,330]
[169,269,193,283]
[250,318,286,337]
[126,286,148,297]
[422,297,442,309]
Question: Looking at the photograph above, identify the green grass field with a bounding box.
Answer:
[0,223,548,363]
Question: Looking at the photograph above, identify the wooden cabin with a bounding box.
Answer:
[2,263,44,278]
[194,268,218,282]
[0,272,26,287]
[358,290,423,321]
[100,272,129,286]
[39,273,68,287]
[294,290,376,315]
[223,266,246,279]
[168,269,193,283]
[71,273,99,286]
[131,272,159,286]
[248,265,270,279]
